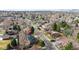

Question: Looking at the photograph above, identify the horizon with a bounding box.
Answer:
[0,9,79,11]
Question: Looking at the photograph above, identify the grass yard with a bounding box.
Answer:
[0,29,5,35]
[0,40,11,50]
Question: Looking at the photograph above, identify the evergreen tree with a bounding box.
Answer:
[52,22,60,32]
[52,22,57,31]
[77,33,79,42]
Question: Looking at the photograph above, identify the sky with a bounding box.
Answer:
[0,0,79,10]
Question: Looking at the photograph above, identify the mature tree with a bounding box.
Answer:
[63,29,72,37]
[64,42,73,50]
[60,21,70,29]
